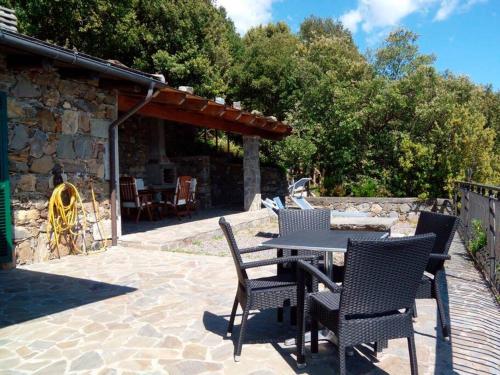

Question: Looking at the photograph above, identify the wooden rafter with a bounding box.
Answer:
[118,96,289,140]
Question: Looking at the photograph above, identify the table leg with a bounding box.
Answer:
[324,252,334,279]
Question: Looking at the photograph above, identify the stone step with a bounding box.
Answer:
[118,209,275,251]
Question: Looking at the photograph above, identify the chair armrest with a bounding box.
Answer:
[241,255,317,269]
[239,245,274,254]
[298,260,343,293]
[429,254,451,260]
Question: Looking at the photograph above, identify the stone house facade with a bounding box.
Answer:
[1,51,117,265]
[0,29,291,268]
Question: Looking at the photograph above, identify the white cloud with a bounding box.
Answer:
[339,0,488,33]
[215,0,277,34]
[339,0,433,33]
[340,9,363,33]
[435,0,460,20]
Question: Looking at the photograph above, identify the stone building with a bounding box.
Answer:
[0,28,291,267]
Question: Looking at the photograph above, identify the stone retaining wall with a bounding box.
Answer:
[305,196,453,222]
[2,53,116,265]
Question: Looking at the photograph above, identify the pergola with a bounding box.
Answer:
[113,85,292,219]
[118,87,291,140]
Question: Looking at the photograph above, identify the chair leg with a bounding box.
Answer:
[373,342,383,357]
[277,307,283,323]
[290,306,297,326]
[338,344,346,375]
[235,306,250,361]
[407,334,419,375]
[146,204,153,221]
[412,301,418,318]
[227,296,238,335]
[310,318,318,354]
[296,300,306,368]
[135,207,142,223]
[434,286,449,338]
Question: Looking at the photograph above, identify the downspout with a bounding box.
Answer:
[109,82,159,246]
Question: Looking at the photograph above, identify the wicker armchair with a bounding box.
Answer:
[414,211,459,338]
[296,234,436,375]
[277,209,330,323]
[219,217,317,361]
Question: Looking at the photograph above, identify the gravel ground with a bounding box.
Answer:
[167,220,417,264]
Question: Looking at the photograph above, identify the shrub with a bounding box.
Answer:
[468,219,487,255]
[350,176,388,197]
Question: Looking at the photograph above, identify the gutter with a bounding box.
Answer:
[109,83,160,246]
[0,28,167,87]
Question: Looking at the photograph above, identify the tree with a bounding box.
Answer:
[299,16,352,43]
[227,22,302,119]
[372,28,435,80]
[4,0,240,97]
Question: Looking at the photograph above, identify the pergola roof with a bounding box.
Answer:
[0,28,291,140]
[118,87,292,140]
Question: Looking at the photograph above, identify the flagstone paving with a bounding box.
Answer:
[0,223,498,374]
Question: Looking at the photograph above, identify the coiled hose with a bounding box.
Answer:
[47,181,107,257]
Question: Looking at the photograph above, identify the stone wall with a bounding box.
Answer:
[304,196,454,222]
[171,156,211,208]
[118,117,288,210]
[118,117,149,178]
[261,166,288,201]
[2,53,116,265]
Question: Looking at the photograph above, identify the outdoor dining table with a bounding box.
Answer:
[260,229,389,279]
[260,229,389,349]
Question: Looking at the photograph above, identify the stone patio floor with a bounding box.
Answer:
[0,224,499,374]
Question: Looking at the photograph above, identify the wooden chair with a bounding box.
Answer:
[119,176,154,223]
[187,178,198,212]
[166,176,191,219]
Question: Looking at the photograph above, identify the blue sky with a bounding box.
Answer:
[216,0,500,89]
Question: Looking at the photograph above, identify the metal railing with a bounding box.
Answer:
[454,181,500,292]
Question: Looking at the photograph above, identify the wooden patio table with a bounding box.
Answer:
[260,229,389,349]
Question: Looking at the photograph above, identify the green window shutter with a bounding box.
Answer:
[0,91,13,263]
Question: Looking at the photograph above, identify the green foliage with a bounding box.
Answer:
[468,219,487,255]
[238,23,499,198]
[349,176,388,197]
[371,29,435,80]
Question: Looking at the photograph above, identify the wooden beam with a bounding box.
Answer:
[155,89,186,105]
[222,108,242,121]
[238,113,255,125]
[253,117,268,128]
[182,95,208,111]
[201,102,225,117]
[118,96,286,140]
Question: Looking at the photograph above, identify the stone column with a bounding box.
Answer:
[243,135,261,211]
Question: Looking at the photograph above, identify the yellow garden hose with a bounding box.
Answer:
[47,181,107,257]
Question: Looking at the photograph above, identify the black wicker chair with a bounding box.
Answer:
[219,217,317,361]
[277,209,330,323]
[296,234,436,375]
[414,211,459,338]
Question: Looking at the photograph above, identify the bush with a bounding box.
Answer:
[349,176,388,197]
[468,219,487,255]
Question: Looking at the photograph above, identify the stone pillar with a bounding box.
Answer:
[243,135,261,211]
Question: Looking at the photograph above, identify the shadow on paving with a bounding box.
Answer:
[203,310,390,374]
[430,272,457,375]
[0,269,136,328]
